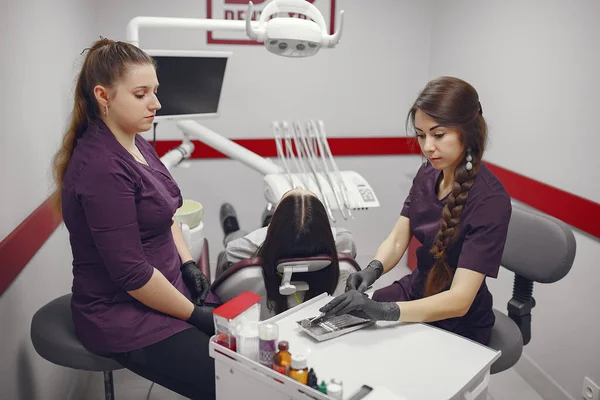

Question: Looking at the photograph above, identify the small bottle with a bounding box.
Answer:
[327,379,343,399]
[288,352,309,384]
[307,368,318,389]
[318,381,327,394]
[272,341,292,375]
[258,323,278,368]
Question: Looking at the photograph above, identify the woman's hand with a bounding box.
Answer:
[187,304,217,335]
[319,290,400,322]
[345,260,383,292]
[180,260,210,305]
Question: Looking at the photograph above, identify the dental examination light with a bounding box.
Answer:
[126,0,343,56]
[129,1,346,170]
[245,0,344,57]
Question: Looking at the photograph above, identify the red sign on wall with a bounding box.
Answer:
[207,0,337,45]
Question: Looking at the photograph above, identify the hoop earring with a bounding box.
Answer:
[465,148,473,171]
[104,104,109,118]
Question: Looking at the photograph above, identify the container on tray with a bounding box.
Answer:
[212,291,261,351]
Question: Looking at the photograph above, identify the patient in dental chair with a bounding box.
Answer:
[215,187,357,315]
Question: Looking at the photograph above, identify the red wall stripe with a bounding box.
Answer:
[485,163,600,239]
[2,137,599,296]
[153,137,420,159]
[0,198,62,296]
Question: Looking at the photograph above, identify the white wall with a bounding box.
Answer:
[429,1,600,398]
[429,0,600,203]
[0,0,98,399]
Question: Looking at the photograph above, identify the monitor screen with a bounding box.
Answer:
[144,49,231,120]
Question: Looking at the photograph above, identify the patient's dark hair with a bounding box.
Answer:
[257,193,339,314]
[406,76,487,297]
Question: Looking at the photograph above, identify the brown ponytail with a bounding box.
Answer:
[50,38,155,219]
[406,76,488,297]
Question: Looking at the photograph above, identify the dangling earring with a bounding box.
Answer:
[465,149,473,171]
[104,104,109,118]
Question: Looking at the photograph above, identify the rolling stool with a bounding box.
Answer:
[31,294,123,400]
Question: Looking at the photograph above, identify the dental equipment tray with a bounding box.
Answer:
[296,313,375,342]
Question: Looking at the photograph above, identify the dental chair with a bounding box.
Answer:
[210,254,360,320]
[488,205,576,373]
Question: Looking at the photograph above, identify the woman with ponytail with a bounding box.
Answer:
[319,77,511,345]
[53,38,215,399]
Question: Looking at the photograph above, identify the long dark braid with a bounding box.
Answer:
[426,155,481,297]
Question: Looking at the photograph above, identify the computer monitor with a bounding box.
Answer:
[144,49,232,121]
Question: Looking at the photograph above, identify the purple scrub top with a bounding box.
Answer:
[61,120,193,354]
[373,162,511,345]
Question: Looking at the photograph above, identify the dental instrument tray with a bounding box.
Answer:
[296,313,375,342]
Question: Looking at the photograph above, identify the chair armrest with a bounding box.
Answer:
[210,253,360,292]
[338,253,361,272]
[197,238,211,282]
[211,257,264,291]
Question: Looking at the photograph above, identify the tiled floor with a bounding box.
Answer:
[487,368,544,400]
[82,260,544,400]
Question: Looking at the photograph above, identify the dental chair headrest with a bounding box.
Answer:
[210,254,360,310]
[276,256,333,273]
[276,255,332,295]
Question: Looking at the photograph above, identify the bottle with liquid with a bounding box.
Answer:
[288,352,309,384]
[318,381,328,394]
[272,341,292,375]
[307,368,318,389]
[258,323,278,368]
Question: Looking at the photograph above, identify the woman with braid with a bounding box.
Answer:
[319,76,511,345]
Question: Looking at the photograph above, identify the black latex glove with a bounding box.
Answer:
[186,304,216,335]
[319,290,400,322]
[345,260,384,292]
[181,260,210,306]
